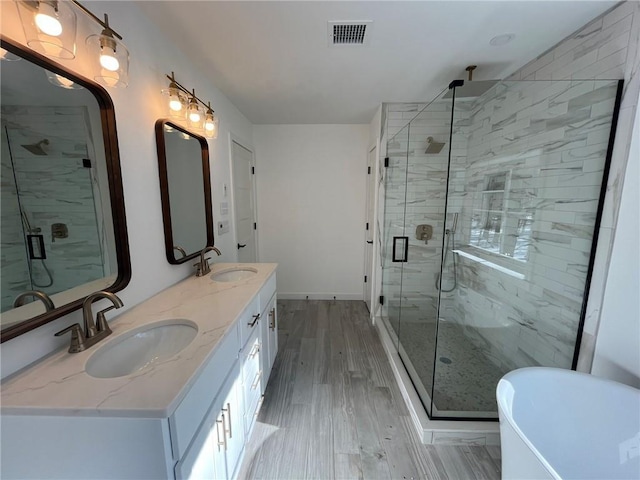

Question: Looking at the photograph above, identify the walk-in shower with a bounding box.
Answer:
[380,77,623,420]
[0,119,106,312]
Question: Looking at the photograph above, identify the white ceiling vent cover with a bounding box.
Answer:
[328,21,373,46]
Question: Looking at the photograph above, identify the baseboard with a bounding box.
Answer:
[277,293,363,301]
[374,316,501,446]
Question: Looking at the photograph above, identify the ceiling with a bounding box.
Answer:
[138,1,617,125]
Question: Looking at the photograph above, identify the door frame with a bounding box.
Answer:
[364,141,381,320]
[229,133,258,262]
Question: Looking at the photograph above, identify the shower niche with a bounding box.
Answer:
[380,77,623,420]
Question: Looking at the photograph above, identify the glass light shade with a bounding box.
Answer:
[161,86,186,119]
[204,111,219,139]
[45,69,82,89]
[187,100,203,130]
[16,0,77,59]
[86,32,129,88]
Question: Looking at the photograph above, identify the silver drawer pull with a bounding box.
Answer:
[248,313,260,327]
[251,370,262,390]
[216,418,226,452]
[254,395,265,417]
[249,342,260,359]
[222,402,232,439]
[269,307,276,331]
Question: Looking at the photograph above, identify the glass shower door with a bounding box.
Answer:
[395,90,453,418]
[432,78,623,418]
[381,122,410,344]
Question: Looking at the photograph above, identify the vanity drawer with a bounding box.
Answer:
[169,325,239,460]
[242,329,261,386]
[244,391,264,437]
[238,297,261,349]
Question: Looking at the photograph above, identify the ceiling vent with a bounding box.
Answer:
[328,21,372,46]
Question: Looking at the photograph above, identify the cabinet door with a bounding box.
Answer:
[220,371,245,479]
[175,364,244,480]
[175,406,225,480]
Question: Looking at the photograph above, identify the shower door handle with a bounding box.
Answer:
[392,236,409,262]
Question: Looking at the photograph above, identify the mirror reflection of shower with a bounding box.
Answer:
[436,212,457,292]
[21,138,49,156]
[5,127,55,290]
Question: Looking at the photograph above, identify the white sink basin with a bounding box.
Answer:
[211,266,258,282]
[85,320,198,379]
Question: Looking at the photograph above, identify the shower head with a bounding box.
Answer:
[443,64,499,99]
[447,80,499,99]
[21,139,49,156]
[425,137,445,154]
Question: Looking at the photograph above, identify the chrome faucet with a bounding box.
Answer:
[194,246,221,276]
[13,290,55,311]
[55,291,123,353]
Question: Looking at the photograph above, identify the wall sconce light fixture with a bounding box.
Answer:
[162,72,186,120]
[163,73,218,139]
[85,13,129,87]
[204,102,218,139]
[16,0,78,59]
[15,0,130,87]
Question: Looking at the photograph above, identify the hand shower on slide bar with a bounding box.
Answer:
[436,213,457,292]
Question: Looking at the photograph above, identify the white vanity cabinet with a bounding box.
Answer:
[240,273,277,435]
[0,265,278,480]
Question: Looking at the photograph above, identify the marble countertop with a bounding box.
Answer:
[0,263,277,418]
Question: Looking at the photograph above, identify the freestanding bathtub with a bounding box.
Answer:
[497,367,640,480]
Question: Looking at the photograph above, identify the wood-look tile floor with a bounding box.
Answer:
[237,300,502,480]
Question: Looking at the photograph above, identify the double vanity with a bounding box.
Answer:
[1,263,278,480]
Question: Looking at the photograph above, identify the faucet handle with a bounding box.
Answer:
[193,262,203,276]
[193,258,211,277]
[96,306,115,333]
[55,323,85,353]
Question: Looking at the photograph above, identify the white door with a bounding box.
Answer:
[231,140,257,262]
[364,146,376,312]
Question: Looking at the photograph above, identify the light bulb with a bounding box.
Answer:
[100,46,119,72]
[189,108,201,123]
[169,92,182,111]
[35,3,63,37]
[204,111,215,132]
[169,99,182,111]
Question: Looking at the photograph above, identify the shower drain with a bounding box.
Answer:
[439,356,452,364]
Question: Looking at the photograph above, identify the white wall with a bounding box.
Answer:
[591,88,640,388]
[1,1,253,378]
[254,125,369,299]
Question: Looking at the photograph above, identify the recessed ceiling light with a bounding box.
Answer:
[490,34,515,46]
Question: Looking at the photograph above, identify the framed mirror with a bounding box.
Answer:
[155,120,214,264]
[0,36,131,342]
